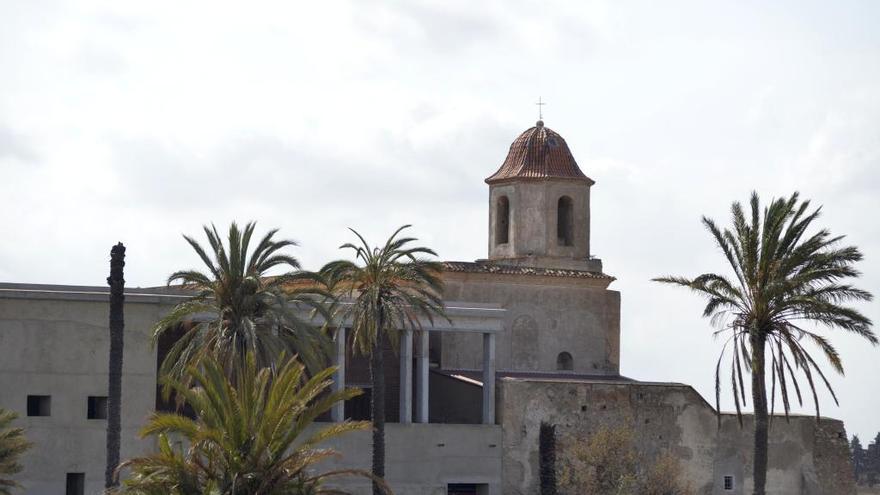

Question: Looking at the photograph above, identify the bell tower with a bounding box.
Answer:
[485,120,602,272]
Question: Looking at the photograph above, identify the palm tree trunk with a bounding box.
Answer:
[105,243,125,489]
[370,335,386,495]
[750,333,768,495]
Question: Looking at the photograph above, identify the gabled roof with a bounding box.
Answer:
[485,120,593,185]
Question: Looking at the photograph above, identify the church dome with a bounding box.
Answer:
[485,121,593,185]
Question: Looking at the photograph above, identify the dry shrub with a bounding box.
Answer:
[558,425,639,494]
[557,424,694,495]
[640,451,694,495]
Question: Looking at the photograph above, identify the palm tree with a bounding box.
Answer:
[0,408,31,495]
[153,222,330,384]
[654,191,876,495]
[118,353,383,494]
[106,242,126,490]
[320,225,447,495]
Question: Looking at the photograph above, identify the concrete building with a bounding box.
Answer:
[0,120,856,495]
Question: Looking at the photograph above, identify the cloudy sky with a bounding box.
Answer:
[2,1,879,440]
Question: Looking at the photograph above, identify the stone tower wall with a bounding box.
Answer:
[488,179,591,266]
[440,271,620,374]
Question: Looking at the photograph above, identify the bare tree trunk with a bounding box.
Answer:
[370,335,386,495]
[751,333,768,495]
[105,243,125,490]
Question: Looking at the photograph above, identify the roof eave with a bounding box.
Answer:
[485,175,595,186]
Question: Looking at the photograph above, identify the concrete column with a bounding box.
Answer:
[415,330,429,423]
[399,329,413,424]
[331,327,346,423]
[482,332,496,425]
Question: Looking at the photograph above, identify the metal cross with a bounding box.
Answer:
[535,97,547,120]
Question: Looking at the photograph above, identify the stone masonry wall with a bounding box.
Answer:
[497,378,855,495]
[441,272,620,375]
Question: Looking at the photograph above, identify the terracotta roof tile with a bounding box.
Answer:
[486,121,593,184]
[442,261,614,280]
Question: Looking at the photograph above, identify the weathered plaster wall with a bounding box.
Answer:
[441,272,620,375]
[0,289,177,495]
[497,378,855,495]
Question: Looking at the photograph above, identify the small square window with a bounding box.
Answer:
[723,475,734,490]
[87,396,108,420]
[27,395,51,416]
[66,473,84,495]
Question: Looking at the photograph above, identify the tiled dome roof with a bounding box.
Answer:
[485,121,593,185]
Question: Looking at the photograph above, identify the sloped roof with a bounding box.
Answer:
[442,261,614,281]
[485,120,593,185]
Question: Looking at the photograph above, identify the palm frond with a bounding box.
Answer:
[655,191,875,424]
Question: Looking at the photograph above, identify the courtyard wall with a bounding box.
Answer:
[497,377,856,495]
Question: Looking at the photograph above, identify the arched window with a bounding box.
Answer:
[495,196,510,245]
[556,351,573,371]
[557,196,573,246]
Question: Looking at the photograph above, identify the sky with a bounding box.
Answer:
[1,0,879,441]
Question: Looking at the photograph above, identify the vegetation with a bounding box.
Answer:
[654,192,876,495]
[0,409,31,495]
[871,434,880,486]
[118,353,380,495]
[320,225,447,495]
[855,433,880,487]
[853,435,866,483]
[152,222,330,384]
[557,424,692,495]
[106,242,126,490]
[640,452,695,495]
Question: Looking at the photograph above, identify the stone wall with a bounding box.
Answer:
[441,271,620,375]
[496,377,856,495]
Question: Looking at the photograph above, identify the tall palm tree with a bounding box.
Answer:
[320,225,447,495]
[654,191,875,495]
[153,222,330,384]
[106,242,126,490]
[118,353,384,494]
[0,408,31,495]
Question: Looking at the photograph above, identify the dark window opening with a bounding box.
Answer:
[723,475,734,490]
[346,387,372,421]
[556,352,573,371]
[87,396,108,420]
[66,473,84,495]
[448,483,488,495]
[155,322,197,419]
[27,395,51,416]
[495,196,510,245]
[557,196,573,246]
